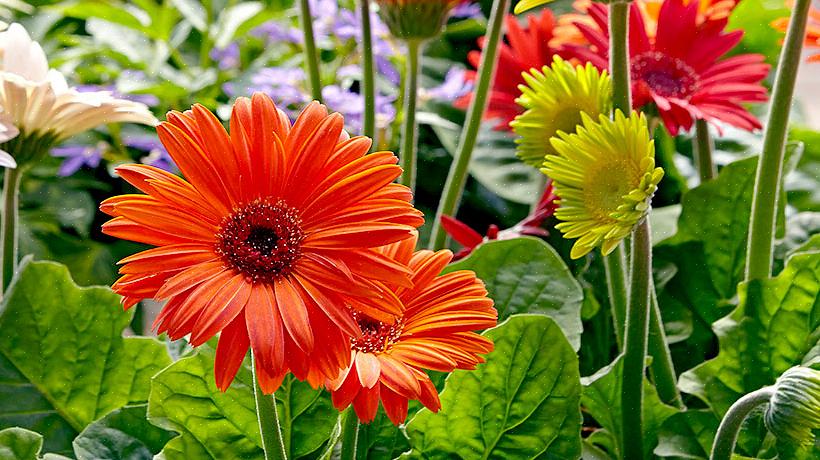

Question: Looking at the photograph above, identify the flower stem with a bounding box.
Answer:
[339,407,360,460]
[399,39,421,191]
[648,285,684,408]
[621,219,652,460]
[710,386,775,460]
[694,119,716,182]
[609,1,631,114]
[359,0,376,142]
[299,0,323,102]
[604,244,628,348]
[746,0,812,281]
[199,0,214,67]
[1,167,22,294]
[428,0,510,250]
[252,354,288,460]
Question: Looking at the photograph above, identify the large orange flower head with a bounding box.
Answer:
[327,233,497,425]
[101,93,424,393]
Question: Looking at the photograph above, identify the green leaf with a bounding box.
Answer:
[654,410,719,459]
[148,346,336,460]
[73,405,175,460]
[581,357,678,460]
[0,259,171,455]
[0,427,42,460]
[727,0,789,66]
[404,315,582,459]
[444,237,584,350]
[774,212,820,272]
[679,251,820,417]
[61,2,149,35]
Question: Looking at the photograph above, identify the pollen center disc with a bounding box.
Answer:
[351,311,403,353]
[215,198,305,282]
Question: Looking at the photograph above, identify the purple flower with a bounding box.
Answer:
[425,68,473,101]
[321,85,396,134]
[245,67,310,111]
[252,21,302,44]
[123,135,177,173]
[451,2,483,19]
[210,42,241,70]
[51,142,106,176]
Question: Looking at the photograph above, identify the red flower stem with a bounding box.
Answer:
[360,0,376,143]
[428,0,510,250]
[694,119,716,182]
[399,39,421,191]
[339,407,360,460]
[1,167,21,294]
[299,0,323,102]
[746,0,813,281]
[252,353,288,460]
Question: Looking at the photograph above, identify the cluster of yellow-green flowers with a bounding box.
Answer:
[511,56,664,259]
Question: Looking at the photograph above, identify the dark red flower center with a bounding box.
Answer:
[350,311,403,353]
[631,51,699,99]
[216,198,304,282]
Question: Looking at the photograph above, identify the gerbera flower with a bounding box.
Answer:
[509,56,611,167]
[101,93,424,393]
[565,0,770,135]
[457,9,572,130]
[441,181,557,260]
[772,2,820,63]
[375,0,461,40]
[543,111,664,259]
[327,232,496,425]
[0,24,156,167]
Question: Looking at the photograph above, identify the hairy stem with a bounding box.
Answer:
[428,0,510,249]
[252,355,288,460]
[710,387,775,460]
[299,0,323,102]
[746,0,812,281]
[339,407,360,460]
[399,39,421,191]
[1,167,21,294]
[694,119,716,182]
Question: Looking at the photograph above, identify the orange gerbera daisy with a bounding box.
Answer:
[772,2,820,63]
[327,233,497,425]
[101,93,424,393]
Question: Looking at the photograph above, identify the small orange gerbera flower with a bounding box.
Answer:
[327,233,497,425]
[772,2,820,63]
[101,93,424,393]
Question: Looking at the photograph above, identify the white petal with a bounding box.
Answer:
[0,24,48,82]
[0,150,16,169]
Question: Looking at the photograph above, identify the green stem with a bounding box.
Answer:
[694,119,716,182]
[621,220,652,460]
[399,39,421,191]
[252,354,288,460]
[199,0,213,67]
[299,0,323,102]
[710,387,775,460]
[1,167,21,294]
[648,285,684,408]
[745,0,812,281]
[339,407,360,460]
[359,0,376,142]
[604,244,628,349]
[428,0,510,250]
[609,1,631,114]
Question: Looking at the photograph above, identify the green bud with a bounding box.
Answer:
[765,366,820,446]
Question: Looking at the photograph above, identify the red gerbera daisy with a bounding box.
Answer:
[101,93,424,393]
[457,9,572,130]
[327,233,497,425]
[566,0,770,135]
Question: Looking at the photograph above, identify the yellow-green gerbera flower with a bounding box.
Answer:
[543,110,664,259]
[510,56,612,168]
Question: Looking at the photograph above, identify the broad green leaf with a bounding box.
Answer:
[773,212,820,272]
[728,0,789,66]
[581,357,678,460]
[148,346,336,460]
[649,205,681,245]
[73,405,175,460]
[0,427,42,460]
[654,410,719,459]
[444,237,584,350]
[0,259,171,455]
[62,2,149,35]
[679,251,820,416]
[404,315,582,459]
